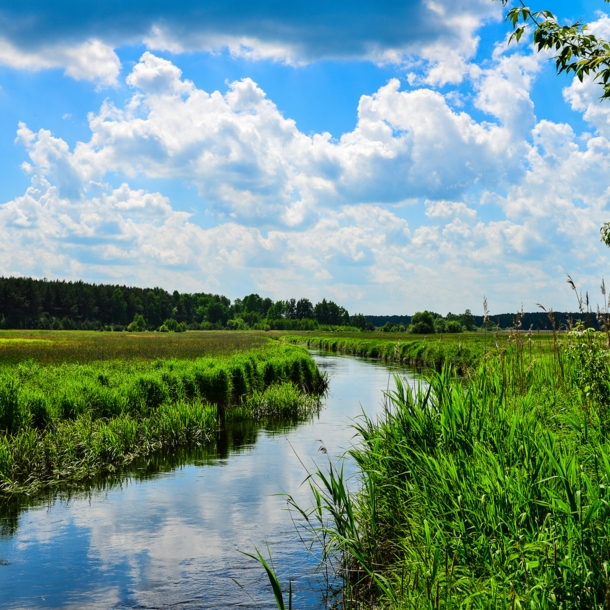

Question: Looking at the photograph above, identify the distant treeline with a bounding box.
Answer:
[0,277,352,331]
[477,311,600,331]
[0,276,599,333]
[365,315,413,327]
[367,311,600,332]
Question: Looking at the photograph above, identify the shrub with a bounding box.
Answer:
[127,314,147,332]
[409,310,435,334]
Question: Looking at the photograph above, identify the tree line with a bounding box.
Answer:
[370,310,599,333]
[0,276,595,333]
[0,276,353,331]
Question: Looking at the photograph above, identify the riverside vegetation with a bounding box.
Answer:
[265,324,610,608]
[282,330,555,373]
[0,338,327,496]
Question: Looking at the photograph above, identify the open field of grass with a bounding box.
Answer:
[290,327,610,608]
[0,329,272,364]
[0,327,561,367]
[0,342,326,496]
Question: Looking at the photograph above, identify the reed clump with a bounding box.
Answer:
[282,334,521,372]
[299,332,610,608]
[0,344,326,495]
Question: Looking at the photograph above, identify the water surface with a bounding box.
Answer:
[0,353,419,609]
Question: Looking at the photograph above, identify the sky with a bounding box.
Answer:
[0,0,610,315]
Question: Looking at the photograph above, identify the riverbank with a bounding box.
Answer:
[281,332,551,371]
[306,328,610,607]
[0,343,326,496]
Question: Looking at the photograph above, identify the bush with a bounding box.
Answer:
[127,313,147,332]
[227,318,249,330]
[0,379,23,434]
[445,320,464,333]
[409,310,435,334]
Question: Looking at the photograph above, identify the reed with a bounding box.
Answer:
[294,335,610,608]
[282,333,557,372]
[0,343,326,495]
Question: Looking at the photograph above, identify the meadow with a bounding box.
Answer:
[0,329,271,364]
[0,334,327,496]
[282,326,610,609]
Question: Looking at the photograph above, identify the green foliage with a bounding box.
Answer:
[298,343,610,607]
[0,276,352,331]
[127,313,147,332]
[498,1,610,249]
[0,379,24,435]
[227,318,249,330]
[601,221,610,247]
[410,311,436,334]
[159,318,187,333]
[243,546,293,610]
[284,334,487,371]
[381,322,405,332]
[565,323,610,416]
[111,289,128,325]
[445,320,463,333]
[314,298,350,326]
[268,318,318,331]
[350,313,367,330]
[500,0,610,99]
[0,343,326,495]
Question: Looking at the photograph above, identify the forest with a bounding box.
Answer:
[0,276,351,331]
[0,276,594,333]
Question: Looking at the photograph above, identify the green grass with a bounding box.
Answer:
[0,342,326,496]
[282,331,557,372]
[294,329,610,608]
[0,329,271,364]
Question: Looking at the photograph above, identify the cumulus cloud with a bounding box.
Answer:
[3,45,610,312]
[12,51,533,227]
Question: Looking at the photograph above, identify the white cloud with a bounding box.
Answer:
[0,38,120,86]
[426,199,477,220]
[12,52,533,227]
[4,47,610,313]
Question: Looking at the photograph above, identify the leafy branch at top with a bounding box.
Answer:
[497,0,610,99]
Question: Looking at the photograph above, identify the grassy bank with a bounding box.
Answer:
[282,332,554,371]
[0,343,326,496]
[297,328,610,608]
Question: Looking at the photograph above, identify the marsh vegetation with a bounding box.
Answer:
[281,325,610,608]
[0,338,326,496]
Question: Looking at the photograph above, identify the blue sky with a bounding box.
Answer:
[0,0,609,314]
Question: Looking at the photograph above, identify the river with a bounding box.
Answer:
[0,352,419,609]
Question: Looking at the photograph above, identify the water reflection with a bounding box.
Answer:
[0,352,419,609]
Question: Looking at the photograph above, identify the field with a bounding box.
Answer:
[5,327,609,608]
[0,329,271,364]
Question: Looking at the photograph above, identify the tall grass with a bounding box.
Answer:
[0,344,326,495]
[282,334,520,372]
[296,334,610,608]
